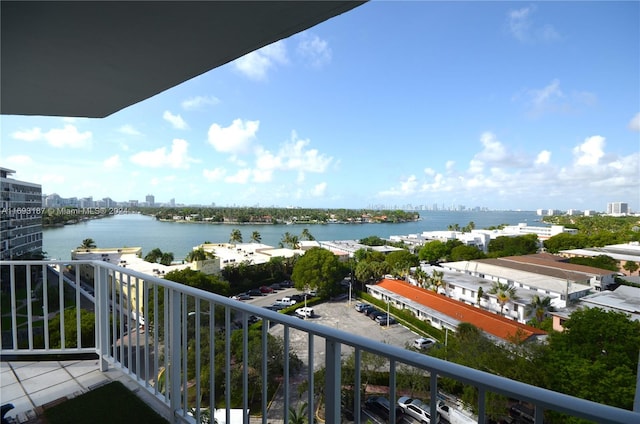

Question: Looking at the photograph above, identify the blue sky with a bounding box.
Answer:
[2,1,639,212]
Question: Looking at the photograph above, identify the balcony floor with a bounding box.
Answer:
[0,359,137,423]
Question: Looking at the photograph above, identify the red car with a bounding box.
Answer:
[259,286,274,293]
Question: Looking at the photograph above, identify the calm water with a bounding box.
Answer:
[43,210,540,260]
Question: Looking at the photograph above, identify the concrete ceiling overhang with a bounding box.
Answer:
[1,1,365,118]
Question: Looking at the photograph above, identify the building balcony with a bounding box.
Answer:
[1,260,638,424]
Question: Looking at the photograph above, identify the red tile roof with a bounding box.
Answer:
[376,279,547,341]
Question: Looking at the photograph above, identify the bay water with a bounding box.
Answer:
[43,210,540,261]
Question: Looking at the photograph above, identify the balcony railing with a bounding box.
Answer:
[1,260,638,424]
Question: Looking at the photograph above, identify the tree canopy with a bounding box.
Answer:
[291,247,345,297]
[487,234,539,257]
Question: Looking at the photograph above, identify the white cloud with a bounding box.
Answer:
[234,40,288,80]
[208,119,260,154]
[535,150,551,165]
[517,79,596,117]
[4,155,33,166]
[573,135,605,166]
[118,124,142,136]
[628,112,640,131]
[378,175,419,196]
[103,155,122,169]
[507,6,560,43]
[203,168,226,182]
[129,139,197,169]
[297,34,332,67]
[181,96,220,111]
[225,169,252,184]
[163,111,188,129]
[12,127,43,141]
[12,124,91,148]
[311,182,327,197]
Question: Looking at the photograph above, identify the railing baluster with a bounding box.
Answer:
[535,404,544,424]
[225,306,231,424]
[26,264,33,350]
[478,387,486,424]
[42,264,49,350]
[58,264,64,349]
[169,289,182,419]
[261,316,268,424]
[75,265,81,349]
[181,293,188,419]
[210,300,216,424]
[10,264,17,350]
[242,312,249,424]
[389,358,397,424]
[283,325,290,424]
[97,264,109,371]
[195,299,201,423]
[354,347,361,424]
[307,333,315,424]
[324,337,341,424]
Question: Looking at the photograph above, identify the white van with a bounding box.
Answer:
[295,307,314,318]
[280,296,297,306]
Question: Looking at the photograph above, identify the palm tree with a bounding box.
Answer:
[413,268,428,289]
[79,238,96,249]
[229,229,243,246]
[488,282,519,315]
[160,252,174,266]
[186,247,210,262]
[250,231,262,243]
[431,269,446,294]
[288,402,308,424]
[527,294,554,324]
[301,228,315,241]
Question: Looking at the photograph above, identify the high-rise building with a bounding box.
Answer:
[146,194,155,207]
[607,202,629,215]
[1,168,43,260]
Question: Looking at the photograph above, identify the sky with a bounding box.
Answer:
[1,1,639,212]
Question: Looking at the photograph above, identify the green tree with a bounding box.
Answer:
[623,260,639,275]
[539,308,640,411]
[160,251,174,266]
[291,247,344,298]
[568,255,618,272]
[186,247,211,262]
[48,308,95,348]
[488,282,518,315]
[144,247,163,263]
[301,228,315,241]
[79,238,96,249]
[385,250,419,277]
[250,231,262,243]
[229,228,243,245]
[359,235,386,246]
[526,295,554,324]
[418,240,447,263]
[449,245,485,261]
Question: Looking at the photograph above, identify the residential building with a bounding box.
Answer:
[0,167,43,260]
[367,278,547,343]
[145,194,155,207]
[607,202,629,216]
[560,242,640,276]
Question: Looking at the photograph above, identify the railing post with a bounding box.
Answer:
[324,338,341,424]
[97,264,110,372]
[169,289,182,420]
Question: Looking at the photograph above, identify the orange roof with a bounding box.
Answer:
[376,279,547,341]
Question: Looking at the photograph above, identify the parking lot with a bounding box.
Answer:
[245,288,420,369]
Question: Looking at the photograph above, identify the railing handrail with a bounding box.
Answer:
[1,259,638,424]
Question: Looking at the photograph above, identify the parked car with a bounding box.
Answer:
[354,302,368,312]
[365,396,403,423]
[247,289,263,297]
[375,314,397,326]
[270,283,281,290]
[295,307,314,318]
[279,280,293,288]
[414,337,437,350]
[397,396,431,424]
[363,305,377,316]
[290,294,305,303]
[259,285,274,293]
[369,310,385,321]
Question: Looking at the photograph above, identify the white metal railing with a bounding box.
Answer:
[1,260,639,424]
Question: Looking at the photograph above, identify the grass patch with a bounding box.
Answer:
[44,381,168,424]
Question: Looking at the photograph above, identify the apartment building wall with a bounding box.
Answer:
[1,167,43,260]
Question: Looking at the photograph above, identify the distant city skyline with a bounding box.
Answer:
[2,2,638,211]
[39,190,635,214]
